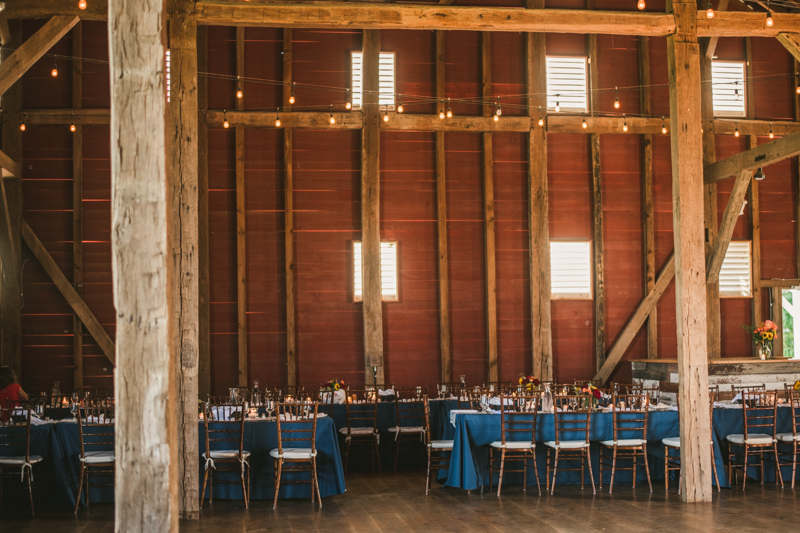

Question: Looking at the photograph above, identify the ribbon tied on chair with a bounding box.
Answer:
[21,461,33,483]
[204,456,216,471]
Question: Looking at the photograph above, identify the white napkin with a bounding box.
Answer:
[449,409,479,427]
[379,389,396,397]
[489,397,513,406]
[210,406,241,420]
[731,393,742,403]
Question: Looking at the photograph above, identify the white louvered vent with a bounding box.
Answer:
[352,52,395,109]
[720,241,752,297]
[546,56,588,113]
[165,49,171,103]
[550,241,592,299]
[712,61,746,117]
[354,241,398,302]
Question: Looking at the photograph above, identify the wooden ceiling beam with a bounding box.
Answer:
[0,0,108,20]
[0,149,20,178]
[704,129,800,183]
[705,169,753,284]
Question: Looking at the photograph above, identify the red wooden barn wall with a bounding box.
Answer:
[9,2,800,394]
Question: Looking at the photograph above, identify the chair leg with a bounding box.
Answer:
[425,447,432,496]
[760,448,765,484]
[489,448,493,491]
[374,434,382,473]
[73,462,85,515]
[26,467,34,517]
[599,447,604,489]
[580,450,585,490]
[586,448,596,495]
[774,443,784,489]
[545,449,550,493]
[523,452,527,492]
[394,434,401,472]
[200,466,209,510]
[742,447,749,491]
[609,447,617,494]
[711,443,720,493]
[664,446,669,491]
[273,460,283,510]
[642,447,653,493]
[550,449,559,496]
[240,464,248,510]
[632,452,637,489]
[313,457,322,508]
[344,438,351,473]
[496,449,506,497]
[532,448,541,496]
[792,443,797,490]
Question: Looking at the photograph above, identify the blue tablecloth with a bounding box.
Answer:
[47,417,345,509]
[442,406,800,491]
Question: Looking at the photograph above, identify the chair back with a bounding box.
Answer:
[552,395,591,446]
[742,390,777,440]
[611,394,649,443]
[203,400,245,458]
[574,379,601,388]
[708,385,720,402]
[393,390,425,429]
[0,400,33,462]
[343,389,379,433]
[788,390,800,438]
[77,405,115,458]
[498,394,538,446]
[423,396,434,445]
[483,381,511,395]
[458,387,478,409]
[274,402,318,456]
[318,386,346,415]
[733,384,766,395]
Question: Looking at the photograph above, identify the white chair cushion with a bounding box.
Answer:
[340,427,376,436]
[428,440,453,449]
[269,448,317,459]
[662,437,681,448]
[388,426,424,434]
[0,455,43,465]
[82,450,115,464]
[726,433,774,445]
[543,440,589,449]
[778,433,800,442]
[490,441,534,449]
[600,439,646,447]
[202,450,251,460]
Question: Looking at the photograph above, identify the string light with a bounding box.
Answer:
[538,107,544,127]
[493,113,499,122]
[622,114,628,132]
[79,0,87,9]
[0,2,5,12]
[734,122,739,137]
[70,122,76,133]
[383,111,389,122]
[223,109,229,129]
[796,84,800,95]
[289,82,296,105]
[706,2,714,19]
[51,59,58,77]
[19,114,25,132]
[275,109,281,128]
[439,101,445,120]
[345,90,351,110]
[582,118,587,129]
[661,116,667,135]
[236,77,243,99]
[397,102,404,113]
[637,0,645,9]
[754,167,766,181]
[766,13,774,28]
[734,81,739,100]
[769,123,774,139]
[329,106,336,125]
[614,87,620,109]
[446,98,452,118]
[555,94,560,113]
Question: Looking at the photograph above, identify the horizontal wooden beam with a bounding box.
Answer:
[21,219,116,366]
[0,16,79,97]
[713,119,799,136]
[548,115,664,134]
[704,129,800,183]
[383,114,531,132]
[21,108,110,125]
[0,0,108,21]
[761,278,800,288]
[593,253,675,386]
[0,149,20,178]
[203,110,362,129]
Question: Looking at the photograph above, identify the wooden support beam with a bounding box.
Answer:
[771,287,784,358]
[526,0,552,381]
[594,254,676,385]
[668,0,712,502]
[205,110,362,129]
[481,32,497,383]
[705,0,729,59]
[20,108,111,125]
[361,29,384,386]
[435,30,451,385]
[548,115,663,134]
[588,27,605,372]
[0,178,19,271]
[761,278,800,288]
[236,27,248,388]
[0,16,78,97]
[777,33,800,62]
[0,21,22,375]
[749,136,763,347]
[109,0,177,525]
[704,130,800,184]
[0,20,9,46]
[384,114,530,132]
[284,29,297,388]
[21,220,115,365]
[72,21,84,391]
[713,119,799,137]
[640,35,658,360]
[0,149,20,178]
[795,57,800,284]
[197,26,211,400]
[0,0,108,21]
[168,0,200,520]
[706,170,753,285]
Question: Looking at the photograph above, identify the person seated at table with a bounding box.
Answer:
[0,366,28,419]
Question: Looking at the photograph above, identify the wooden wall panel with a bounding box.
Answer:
[242,28,282,111]
[292,29,360,110]
[81,21,110,109]
[444,32,482,118]
[750,38,793,121]
[383,30,436,116]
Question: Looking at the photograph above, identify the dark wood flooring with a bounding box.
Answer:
[2,471,797,532]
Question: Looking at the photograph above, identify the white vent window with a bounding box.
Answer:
[546,56,588,113]
[165,49,171,103]
[354,241,398,302]
[351,52,395,109]
[712,61,746,117]
[550,241,592,299]
[720,241,752,297]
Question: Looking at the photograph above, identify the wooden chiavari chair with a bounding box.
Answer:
[340,390,381,472]
[271,401,322,509]
[389,390,426,471]
[318,385,347,416]
[200,400,250,509]
[726,390,783,490]
[423,396,452,495]
[0,401,42,516]
[708,385,720,403]
[488,394,540,496]
[732,384,766,397]
[599,393,652,493]
[784,382,799,400]
[777,389,800,489]
[662,392,720,493]
[74,405,115,514]
[574,379,601,388]
[544,394,595,495]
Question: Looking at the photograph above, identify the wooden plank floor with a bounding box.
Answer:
[2,470,798,532]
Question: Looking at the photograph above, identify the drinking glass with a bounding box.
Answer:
[70,393,79,420]
[416,386,422,399]
[266,399,275,420]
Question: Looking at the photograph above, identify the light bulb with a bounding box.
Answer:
[236,88,243,99]
[706,3,714,19]
[493,114,499,122]
[275,118,281,128]
[70,123,76,133]
[582,118,587,129]
[538,116,544,127]
[79,0,87,9]
[51,67,58,77]
[769,124,774,139]
[345,99,351,110]
[19,123,25,132]
[289,93,295,105]
[496,107,502,117]
[766,14,774,27]
[383,112,389,122]
[223,120,229,129]
[734,124,739,137]
[623,121,628,132]
[637,0,645,9]
[397,103,404,113]
[661,117,667,135]
[796,85,800,95]
[446,107,452,118]
[439,108,445,120]
[329,113,336,125]
[614,97,620,109]
[555,102,560,113]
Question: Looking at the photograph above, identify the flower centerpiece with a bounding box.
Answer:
[743,320,779,360]
[573,383,602,409]
[518,374,541,392]
[321,379,347,404]
[323,378,346,392]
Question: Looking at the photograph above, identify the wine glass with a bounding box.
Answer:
[70,392,79,421]
[265,398,275,420]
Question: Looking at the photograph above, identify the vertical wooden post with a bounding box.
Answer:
[772,287,784,358]
[639,36,658,360]
[108,0,178,529]
[72,21,84,390]
[482,32,498,382]
[795,58,800,277]
[588,31,605,371]
[197,26,211,399]
[436,30,451,385]
[284,29,297,387]
[0,21,22,375]
[749,136,762,335]
[361,30,384,385]
[700,39,720,359]
[667,0,713,503]
[168,0,200,520]
[526,0,552,381]
[236,27,248,387]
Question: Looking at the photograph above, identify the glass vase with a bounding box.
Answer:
[759,343,772,360]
